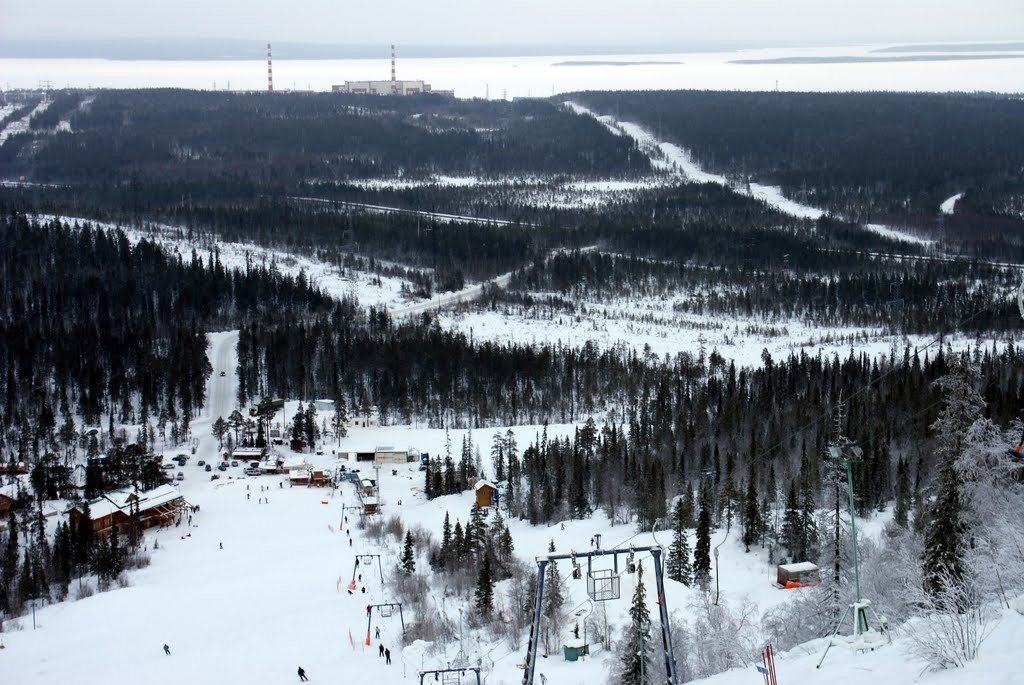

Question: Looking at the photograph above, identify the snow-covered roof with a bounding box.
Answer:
[779,562,819,573]
[290,469,311,480]
[362,497,378,505]
[232,447,264,456]
[280,456,309,470]
[78,484,184,520]
[474,480,497,491]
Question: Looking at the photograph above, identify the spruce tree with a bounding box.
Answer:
[542,539,564,653]
[893,457,910,529]
[693,494,712,587]
[780,481,801,560]
[667,499,692,585]
[400,531,416,575]
[922,456,967,600]
[475,549,494,616]
[742,461,762,552]
[619,563,653,685]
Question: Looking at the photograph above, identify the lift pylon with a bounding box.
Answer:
[521,545,678,685]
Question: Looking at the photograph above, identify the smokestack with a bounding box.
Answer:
[391,44,396,82]
[267,43,274,92]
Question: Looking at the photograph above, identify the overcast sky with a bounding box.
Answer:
[4,0,1021,48]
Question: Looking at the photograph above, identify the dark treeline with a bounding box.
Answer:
[0,89,647,189]
[450,343,1024,553]
[505,249,1020,334]
[0,214,333,442]
[570,90,1024,252]
[28,92,82,131]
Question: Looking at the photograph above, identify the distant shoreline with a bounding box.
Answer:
[731,54,1024,65]
[553,60,683,67]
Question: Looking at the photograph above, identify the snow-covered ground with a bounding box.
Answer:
[35,215,422,311]
[941,192,964,215]
[6,336,1017,685]
[0,98,51,145]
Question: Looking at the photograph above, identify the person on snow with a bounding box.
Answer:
[378,643,385,658]
[297,665,309,682]
[163,644,171,655]
[385,648,391,664]
[375,627,380,639]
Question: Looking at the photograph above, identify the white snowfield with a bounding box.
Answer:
[288,195,537,227]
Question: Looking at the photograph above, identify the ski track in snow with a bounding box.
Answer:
[565,101,935,245]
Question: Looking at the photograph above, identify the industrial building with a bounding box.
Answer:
[332,45,452,97]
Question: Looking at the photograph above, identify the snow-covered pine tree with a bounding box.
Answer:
[922,354,984,601]
[742,460,761,552]
[667,499,692,585]
[693,491,712,587]
[922,456,967,601]
[542,539,564,653]
[400,531,416,575]
[781,481,801,560]
[618,563,654,685]
[475,548,494,616]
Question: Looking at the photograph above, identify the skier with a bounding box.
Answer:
[219,542,223,550]
[378,643,385,658]
[163,644,171,655]
[375,627,380,639]
[385,647,391,664]
[298,665,309,682]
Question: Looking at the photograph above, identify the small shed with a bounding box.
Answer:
[474,480,497,508]
[776,562,820,589]
[290,469,311,486]
[311,469,332,487]
[563,640,588,662]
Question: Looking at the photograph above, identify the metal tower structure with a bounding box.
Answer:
[267,43,274,92]
[521,545,678,685]
[391,44,397,82]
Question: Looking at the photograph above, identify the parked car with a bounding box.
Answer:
[162,463,176,471]
[217,463,228,471]
[230,460,239,467]
[244,467,261,476]
[210,474,220,481]
[316,448,323,455]
[219,371,226,377]
[205,464,212,472]
[197,460,206,466]
[250,461,260,469]
[176,472,184,481]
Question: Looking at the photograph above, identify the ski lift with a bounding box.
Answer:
[361,555,374,565]
[379,604,394,618]
[571,552,582,580]
[626,547,637,574]
[587,568,620,602]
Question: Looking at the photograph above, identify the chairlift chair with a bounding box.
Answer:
[587,568,620,602]
[379,604,394,618]
[361,555,374,565]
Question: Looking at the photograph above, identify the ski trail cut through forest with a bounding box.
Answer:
[564,101,936,247]
[389,244,598,318]
[286,195,539,228]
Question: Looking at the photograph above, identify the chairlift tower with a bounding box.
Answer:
[419,666,481,685]
[521,545,678,685]
[817,401,890,668]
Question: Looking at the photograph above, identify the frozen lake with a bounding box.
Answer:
[2,43,1023,96]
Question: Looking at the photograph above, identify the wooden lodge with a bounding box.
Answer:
[68,485,189,537]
